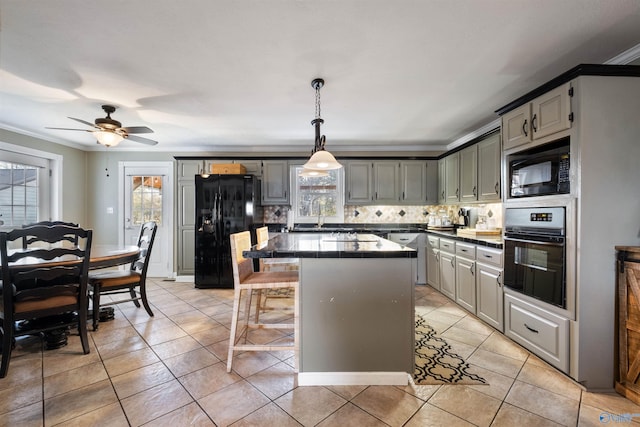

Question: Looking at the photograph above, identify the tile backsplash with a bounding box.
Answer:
[263,203,503,229]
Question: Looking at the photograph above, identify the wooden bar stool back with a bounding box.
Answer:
[227,231,299,373]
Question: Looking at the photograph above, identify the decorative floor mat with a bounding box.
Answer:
[413,315,487,385]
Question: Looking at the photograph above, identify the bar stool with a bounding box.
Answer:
[227,231,299,373]
[254,227,298,320]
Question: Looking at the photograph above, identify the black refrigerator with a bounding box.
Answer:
[195,175,261,288]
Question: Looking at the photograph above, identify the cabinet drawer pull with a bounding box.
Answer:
[473,186,477,197]
[495,182,499,195]
[470,262,475,276]
[497,272,502,287]
[531,114,538,132]
[483,254,493,259]
[522,119,528,137]
[524,323,539,334]
[451,258,455,268]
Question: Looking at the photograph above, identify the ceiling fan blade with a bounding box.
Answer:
[126,134,158,146]
[68,117,99,128]
[46,127,92,132]
[122,126,154,134]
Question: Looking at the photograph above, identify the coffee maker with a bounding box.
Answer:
[457,207,477,228]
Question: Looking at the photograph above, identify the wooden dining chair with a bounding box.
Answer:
[22,221,79,248]
[0,224,93,378]
[88,221,157,330]
[227,231,299,372]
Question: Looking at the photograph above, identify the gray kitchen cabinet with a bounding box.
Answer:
[477,132,501,201]
[476,246,503,331]
[444,154,459,203]
[439,239,456,300]
[455,242,476,313]
[502,83,572,151]
[400,161,426,203]
[261,160,289,205]
[345,160,373,204]
[438,158,446,204]
[399,160,438,205]
[373,161,400,203]
[426,235,440,289]
[459,145,478,203]
[176,159,201,276]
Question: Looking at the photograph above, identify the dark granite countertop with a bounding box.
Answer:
[426,229,503,249]
[285,223,428,234]
[243,233,417,259]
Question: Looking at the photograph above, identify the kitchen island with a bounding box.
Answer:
[243,232,416,386]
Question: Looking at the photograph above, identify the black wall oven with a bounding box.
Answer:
[508,138,570,198]
[503,207,566,308]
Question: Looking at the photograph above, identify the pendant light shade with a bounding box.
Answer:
[93,130,124,147]
[302,78,342,173]
[303,150,342,170]
[299,167,329,178]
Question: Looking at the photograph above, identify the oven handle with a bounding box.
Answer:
[514,261,550,272]
[504,236,565,247]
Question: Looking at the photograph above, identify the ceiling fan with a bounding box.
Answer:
[46,105,158,147]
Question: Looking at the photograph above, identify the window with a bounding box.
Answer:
[0,149,51,228]
[291,165,344,224]
[131,175,163,225]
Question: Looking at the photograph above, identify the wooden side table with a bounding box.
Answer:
[616,246,640,404]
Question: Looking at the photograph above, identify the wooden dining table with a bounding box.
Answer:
[5,244,140,270]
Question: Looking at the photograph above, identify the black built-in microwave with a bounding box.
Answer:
[508,138,570,198]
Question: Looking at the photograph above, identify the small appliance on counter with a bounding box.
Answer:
[457,207,477,229]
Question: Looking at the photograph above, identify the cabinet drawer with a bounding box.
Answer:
[455,242,476,259]
[439,239,455,253]
[477,247,502,268]
[427,236,440,248]
[505,293,569,373]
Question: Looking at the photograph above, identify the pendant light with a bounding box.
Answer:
[302,78,342,171]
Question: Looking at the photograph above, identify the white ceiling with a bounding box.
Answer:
[2,0,640,153]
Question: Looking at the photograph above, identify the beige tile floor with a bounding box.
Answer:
[1,279,640,426]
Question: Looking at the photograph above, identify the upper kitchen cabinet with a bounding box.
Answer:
[373,161,400,203]
[438,158,446,204]
[444,153,460,203]
[502,83,573,151]
[439,130,501,204]
[261,160,289,205]
[477,132,501,202]
[400,161,438,205]
[458,145,478,203]
[345,161,373,205]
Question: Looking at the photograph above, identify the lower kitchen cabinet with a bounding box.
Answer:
[439,239,456,300]
[477,262,503,331]
[476,246,503,331]
[427,236,440,290]
[455,242,476,313]
[505,293,569,372]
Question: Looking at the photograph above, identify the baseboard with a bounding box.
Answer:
[298,371,408,386]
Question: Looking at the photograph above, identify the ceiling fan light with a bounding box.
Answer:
[93,130,124,147]
[303,150,342,170]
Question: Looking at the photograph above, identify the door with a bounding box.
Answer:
[120,162,174,278]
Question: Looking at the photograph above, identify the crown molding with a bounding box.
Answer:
[605,43,640,65]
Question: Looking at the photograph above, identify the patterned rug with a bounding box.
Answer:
[413,315,487,385]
